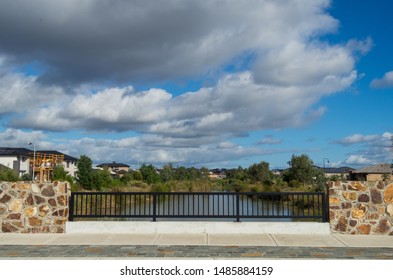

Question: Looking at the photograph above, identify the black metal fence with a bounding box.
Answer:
[69,192,328,222]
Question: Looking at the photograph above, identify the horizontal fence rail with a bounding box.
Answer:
[69,192,328,222]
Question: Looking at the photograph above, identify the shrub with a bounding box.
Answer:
[0,169,19,181]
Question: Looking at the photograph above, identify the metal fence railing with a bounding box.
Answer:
[69,192,328,222]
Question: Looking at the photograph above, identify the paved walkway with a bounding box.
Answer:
[1,233,393,259]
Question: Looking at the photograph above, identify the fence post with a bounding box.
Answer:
[324,186,330,223]
[152,193,157,222]
[69,193,74,222]
[322,192,329,223]
[236,193,240,222]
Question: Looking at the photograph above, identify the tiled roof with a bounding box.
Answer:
[0,147,32,156]
[0,147,78,162]
[352,163,393,174]
[97,162,130,168]
[322,166,355,173]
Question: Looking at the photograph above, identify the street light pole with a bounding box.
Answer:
[28,143,36,182]
[323,158,330,169]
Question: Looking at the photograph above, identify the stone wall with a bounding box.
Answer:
[328,181,393,235]
[0,181,70,233]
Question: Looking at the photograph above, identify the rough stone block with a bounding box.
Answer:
[370,188,383,204]
[57,195,67,206]
[0,205,7,214]
[28,217,42,226]
[41,186,55,197]
[387,204,393,217]
[373,219,391,234]
[6,213,21,220]
[349,182,367,191]
[25,193,34,206]
[335,216,348,232]
[38,205,50,217]
[358,194,370,203]
[48,198,57,207]
[9,199,23,212]
[352,204,367,219]
[384,184,393,203]
[343,192,357,201]
[341,202,352,209]
[34,195,46,205]
[357,224,371,234]
[25,206,38,217]
[0,193,12,204]
[2,222,18,232]
[329,197,341,205]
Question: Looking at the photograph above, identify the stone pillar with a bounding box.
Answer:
[0,181,70,233]
[328,181,393,235]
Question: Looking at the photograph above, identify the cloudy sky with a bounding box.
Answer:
[0,0,392,169]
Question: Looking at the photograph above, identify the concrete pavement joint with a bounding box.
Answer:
[152,233,161,245]
[331,234,349,247]
[269,234,279,246]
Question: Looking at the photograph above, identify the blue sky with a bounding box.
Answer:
[0,0,392,169]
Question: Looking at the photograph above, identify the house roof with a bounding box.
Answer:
[321,166,355,173]
[0,147,78,162]
[352,163,393,174]
[0,147,32,157]
[37,150,78,162]
[97,162,130,168]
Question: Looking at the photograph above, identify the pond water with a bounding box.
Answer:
[126,193,293,222]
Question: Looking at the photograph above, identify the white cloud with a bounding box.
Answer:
[344,155,374,165]
[337,132,393,166]
[0,72,65,114]
[0,0,371,167]
[335,133,380,145]
[370,71,393,88]
[258,135,282,145]
[0,128,45,147]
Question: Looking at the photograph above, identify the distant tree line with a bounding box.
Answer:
[72,154,326,192]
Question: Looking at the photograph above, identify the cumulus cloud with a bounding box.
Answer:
[337,132,393,166]
[0,0,340,86]
[344,155,374,165]
[0,0,372,166]
[370,71,393,88]
[11,70,356,139]
[0,128,45,147]
[334,133,380,145]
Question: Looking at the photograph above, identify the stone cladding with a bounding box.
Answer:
[0,181,69,233]
[328,181,393,235]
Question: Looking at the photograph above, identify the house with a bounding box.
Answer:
[0,147,78,178]
[96,161,130,176]
[208,168,227,179]
[350,163,393,181]
[320,166,355,180]
[37,150,79,177]
[0,147,33,177]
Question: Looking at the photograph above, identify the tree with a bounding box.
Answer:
[160,163,175,182]
[90,169,112,190]
[247,161,273,184]
[53,165,68,181]
[139,164,161,184]
[283,154,326,190]
[76,155,93,189]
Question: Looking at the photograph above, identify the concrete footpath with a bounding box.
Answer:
[1,233,393,259]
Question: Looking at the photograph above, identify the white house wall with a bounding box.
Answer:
[0,156,30,176]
